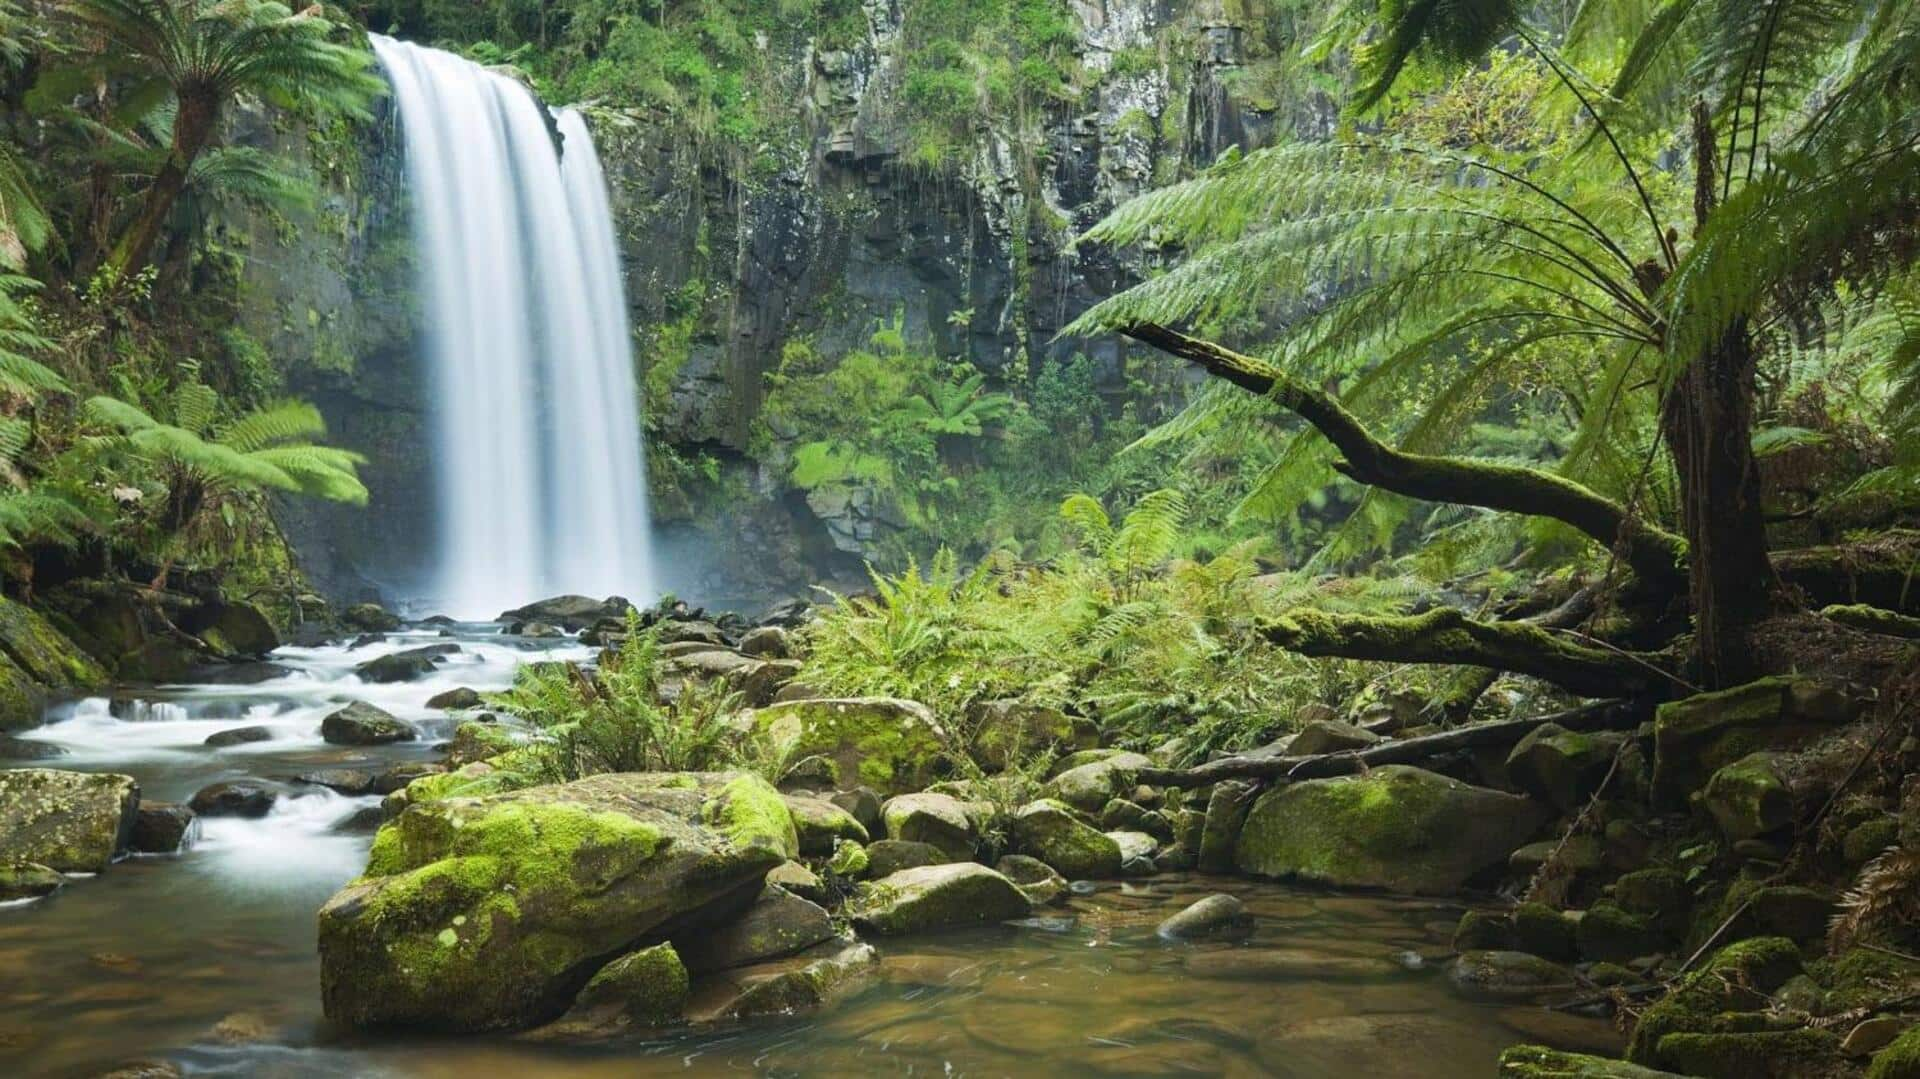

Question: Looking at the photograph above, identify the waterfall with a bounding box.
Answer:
[369,36,655,617]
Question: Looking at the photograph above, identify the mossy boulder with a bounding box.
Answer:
[865,838,947,877]
[1447,950,1577,1002]
[1612,868,1691,935]
[782,794,868,856]
[747,698,947,795]
[187,600,278,658]
[0,597,106,731]
[1868,1024,1920,1079]
[1577,900,1666,963]
[445,722,518,768]
[850,862,1032,935]
[1653,678,1859,802]
[1506,724,1626,812]
[1010,798,1122,879]
[1234,765,1549,894]
[880,792,980,862]
[1655,1028,1841,1078]
[994,853,1067,905]
[1512,902,1579,962]
[685,941,878,1023]
[521,942,688,1043]
[1497,1045,1689,1077]
[1626,936,1801,1067]
[342,602,402,631]
[0,861,64,901]
[317,771,793,1031]
[672,884,835,974]
[0,768,138,872]
[1047,752,1152,812]
[968,699,1096,772]
[1698,753,1793,841]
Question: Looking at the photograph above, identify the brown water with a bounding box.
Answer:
[1,629,1620,1077]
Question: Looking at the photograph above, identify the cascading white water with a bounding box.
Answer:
[370,36,655,617]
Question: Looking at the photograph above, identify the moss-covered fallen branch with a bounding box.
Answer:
[1120,322,1690,591]
[1820,604,1920,639]
[1775,531,1920,615]
[1262,607,1674,698]
[1136,699,1646,788]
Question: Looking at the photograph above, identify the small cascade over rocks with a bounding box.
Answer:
[369,36,655,617]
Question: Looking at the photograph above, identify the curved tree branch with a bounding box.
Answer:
[1120,321,1689,590]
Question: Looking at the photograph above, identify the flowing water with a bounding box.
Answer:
[0,630,1621,1077]
[370,36,655,618]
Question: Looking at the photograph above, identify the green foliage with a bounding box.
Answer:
[491,614,747,779]
[798,492,1426,762]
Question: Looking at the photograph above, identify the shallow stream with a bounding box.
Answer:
[1,628,1620,1076]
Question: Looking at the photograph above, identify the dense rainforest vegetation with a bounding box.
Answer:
[0,0,1917,1076]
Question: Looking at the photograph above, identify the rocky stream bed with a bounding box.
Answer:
[0,614,1640,1077]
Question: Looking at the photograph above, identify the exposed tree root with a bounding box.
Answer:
[1136,699,1647,788]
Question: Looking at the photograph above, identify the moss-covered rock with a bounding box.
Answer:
[686,941,878,1022]
[1868,1023,1920,1079]
[865,838,947,877]
[968,699,1095,772]
[826,839,868,879]
[782,793,868,855]
[1577,901,1666,963]
[1447,950,1577,1002]
[1626,937,1801,1067]
[1047,752,1152,812]
[994,853,1067,905]
[1843,817,1901,865]
[850,862,1031,935]
[1506,724,1625,812]
[1512,902,1578,962]
[342,602,401,631]
[1454,910,1516,952]
[0,596,106,731]
[1611,869,1691,935]
[317,771,792,1031]
[520,942,689,1043]
[0,861,64,901]
[1698,753,1793,842]
[1497,1044,1689,1077]
[880,792,979,862]
[672,884,835,974]
[1655,1027,1840,1078]
[1234,766,1549,894]
[1010,798,1122,879]
[0,768,138,872]
[1653,678,1859,802]
[748,698,947,795]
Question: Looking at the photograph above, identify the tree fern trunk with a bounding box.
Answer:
[103,92,216,284]
[1662,324,1777,688]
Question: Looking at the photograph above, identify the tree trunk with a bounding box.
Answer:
[1661,325,1777,687]
[103,91,217,285]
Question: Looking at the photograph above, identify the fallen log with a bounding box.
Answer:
[1137,699,1649,789]
[1261,608,1676,698]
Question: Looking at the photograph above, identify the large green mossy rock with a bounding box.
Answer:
[520,942,689,1043]
[850,862,1032,935]
[1653,678,1858,801]
[1506,723,1626,812]
[0,768,138,872]
[747,698,947,795]
[317,771,794,1032]
[1233,765,1549,895]
[1698,753,1793,841]
[1625,937,1801,1068]
[0,597,106,731]
[880,792,980,862]
[1010,799,1121,879]
[1498,1045,1688,1077]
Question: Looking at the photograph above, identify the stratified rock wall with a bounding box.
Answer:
[255,1,1320,609]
